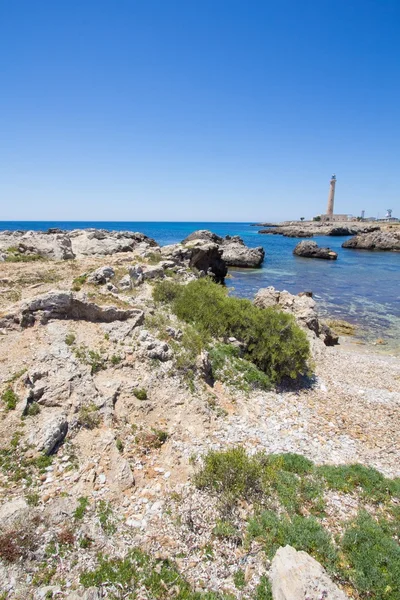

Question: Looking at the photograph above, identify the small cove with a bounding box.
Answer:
[1,221,399,351]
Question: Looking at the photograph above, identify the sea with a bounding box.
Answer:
[1,221,399,352]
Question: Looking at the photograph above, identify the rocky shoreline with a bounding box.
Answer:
[0,229,399,600]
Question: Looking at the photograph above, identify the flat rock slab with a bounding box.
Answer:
[270,545,348,600]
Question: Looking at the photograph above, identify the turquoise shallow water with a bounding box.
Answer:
[1,221,399,349]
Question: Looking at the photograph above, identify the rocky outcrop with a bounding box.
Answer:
[183,230,265,268]
[293,241,338,260]
[342,230,400,251]
[254,286,338,346]
[0,230,74,260]
[161,241,227,283]
[35,414,69,455]
[0,291,143,329]
[259,228,313,238]
[0,229,158,261]
[270,545,348,600]
[258,224,379,237]
[69,229,158,257]
[87,266,115,284]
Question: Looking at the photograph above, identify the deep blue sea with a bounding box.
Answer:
[1,221,399,350]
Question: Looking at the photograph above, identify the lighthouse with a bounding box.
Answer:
[326,174,336,218]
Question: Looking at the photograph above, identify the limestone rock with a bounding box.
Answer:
[35,413,68,454]
[342,230,400,251]
[0,291,140,329]
[270,545,348,600]
[161,241,227,283]
[254,287,338,346]
[87,266,115,284]
[293,241,338,260]
[69,229,158,257]
[0,230,75,260]
[101,312,144,341]
[118,274,132,290]
[0,498,29,529]
[183,230,265,268]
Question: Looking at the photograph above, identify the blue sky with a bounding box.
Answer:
[1,0,399,221]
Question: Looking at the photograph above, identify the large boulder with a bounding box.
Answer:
[254,287,338,346]
[34,413,69,455]
[183,230,265,268]
[161,241,227,283]
[293,241,337,260]
[342,230,400,251]
[270,545,348,600]
[87,266,115,284]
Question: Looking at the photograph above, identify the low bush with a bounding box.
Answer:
[248,511,337,570]
[209,344,271,391]
[196,447,400,600]
[154,278,309,383]
[318,463,400,503]
[1,387,18,410]
[133,388,147,400]
[80,548,226,599]
[78,404,101,430]
[341,511,400,599]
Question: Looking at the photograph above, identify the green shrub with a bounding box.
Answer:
[318,464,400,503]
[194,448,324,514]
[80,548,226,599]
[78,404,101,429]
[25,402,41,416]
[5,249,43,262]
[209,344,271,391]
[111,354,122,365]
[97,500,116,535]
[72,274,87,291]
[156,278,309,383]
[2,387,18,410]
[194,447,263,502]
[341,511,400,599]
[153,280,182,304]
[233,568,246,589]
[116,438,124,453]
[133,388,147,400]
[254,576,273,600]
[212,519,241,543]
[74,496,89,520]
[65,333,76,346]
[247,511,337,570]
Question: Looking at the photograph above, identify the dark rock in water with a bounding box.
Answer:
[342,231,400,251]
[298,291,313,298]
[161,240,227,283]
[183,230,265,268]
[293,241,338,260]
[47,228,63,234]
[258,228,282,235]
[329,225,380,236]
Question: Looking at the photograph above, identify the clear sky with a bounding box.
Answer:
[1,0,399,222]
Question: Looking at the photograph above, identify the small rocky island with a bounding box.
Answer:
[342,229,400,251]
[293,240,338,260]
[0,227,399,600]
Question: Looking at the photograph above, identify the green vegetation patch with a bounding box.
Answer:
[194,448,324,514]
[195,447,400,600]
[248,511,337,570]
[209,344,271,391]
[341,511,400,599]
[318,463,400,503]
[153,278,310,383]
[1,387,18,410]
[80,548,227,599]
[5,248,44,262]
